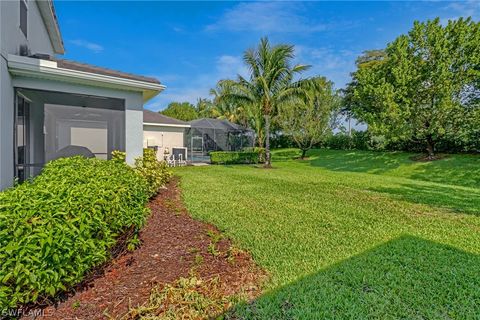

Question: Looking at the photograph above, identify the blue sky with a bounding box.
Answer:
[55,1,480,111]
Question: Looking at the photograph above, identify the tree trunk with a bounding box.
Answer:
[301,149,307,159]
[426,137,435,160]
[264,114,272,168]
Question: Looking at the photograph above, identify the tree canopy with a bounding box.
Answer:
[278,77,340,158]
[160,102,198,122]
[346,18,480,158]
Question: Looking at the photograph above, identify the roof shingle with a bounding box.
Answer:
[56,59,161,84]
[143,110,188,126]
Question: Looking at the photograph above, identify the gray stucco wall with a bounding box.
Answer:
[0,1,55,56]
[0,58,14,190]
[0,1,56,189]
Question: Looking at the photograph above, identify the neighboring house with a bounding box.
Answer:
[0,0,164,190]
[143,110,190,161]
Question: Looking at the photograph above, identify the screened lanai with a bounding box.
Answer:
[185,118,255,162]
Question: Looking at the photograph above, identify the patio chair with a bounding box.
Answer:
[177,154,187,166]
[167,154,176,167]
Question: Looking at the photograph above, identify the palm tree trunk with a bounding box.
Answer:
[264,114,272,168]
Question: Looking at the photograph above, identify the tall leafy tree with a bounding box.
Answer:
[347,18,480,159]
[219,37,310,167]
[160,102,198,121]
[279,77,340,159]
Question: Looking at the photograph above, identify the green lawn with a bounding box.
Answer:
[176,149,480,319]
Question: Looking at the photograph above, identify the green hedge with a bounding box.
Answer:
[0,157,150,310]
[242,147,266,163]
[210,151,259,164]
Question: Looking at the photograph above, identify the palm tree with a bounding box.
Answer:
[219,37,310,167]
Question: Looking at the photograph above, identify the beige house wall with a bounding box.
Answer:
[143,125,186,161]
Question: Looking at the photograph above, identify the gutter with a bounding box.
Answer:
[7,55,165,102]
[36,0,65,54]
[143,122,191,128]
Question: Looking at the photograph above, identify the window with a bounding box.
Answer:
[20,0,27,38]
[15,94,31,182]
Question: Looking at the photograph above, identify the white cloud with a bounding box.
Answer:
[69,39,104,53]
[444,0,480,17]
[295,45,358,88]
[216,55,249,79]
[205,2,327,33]
[440,0,480,23]
[145,54,248,111]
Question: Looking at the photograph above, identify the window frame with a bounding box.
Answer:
[19,0,28,38]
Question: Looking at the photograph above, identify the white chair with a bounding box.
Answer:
[178,154,187,166]
[167,154,176,167]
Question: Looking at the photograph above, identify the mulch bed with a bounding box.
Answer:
[36,178,264,319]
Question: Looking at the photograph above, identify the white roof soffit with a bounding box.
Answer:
[36,0,65,54]
[143,122,191,128]
[7,55,165,102]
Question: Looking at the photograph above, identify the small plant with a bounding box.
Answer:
[134,148,172,197]
[206,229,223,257]
[194,254,204,266]
[206,229,223,244]
[127,234,141,252]
[226,245,244,263]
[72,300,81,309]
[207,243,220,257]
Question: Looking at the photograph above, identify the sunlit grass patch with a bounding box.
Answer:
[176,149,480,318]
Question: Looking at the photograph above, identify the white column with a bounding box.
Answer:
[124,93,144,165]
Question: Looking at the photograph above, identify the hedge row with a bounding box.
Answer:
[0,156,154,310]
[210,151,260,164]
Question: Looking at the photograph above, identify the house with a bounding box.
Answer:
[0,0,164,190]
[143,110,190,161]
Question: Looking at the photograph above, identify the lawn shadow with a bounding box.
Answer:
[308,149,480,189]
[228,235,480,319]
[407,155,480,188]
[370,182,480,216]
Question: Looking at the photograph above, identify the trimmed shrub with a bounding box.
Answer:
[134,148,172,197]
[243,147,266,163]
[210,151,259,164]
[0,157,150,310]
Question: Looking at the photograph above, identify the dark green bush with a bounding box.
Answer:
[324,133,353,150]
[210,151,259,164]
[243,147,266,163]
[0,157,150,310]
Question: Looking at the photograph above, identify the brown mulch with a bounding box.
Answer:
[37,178,265,320]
